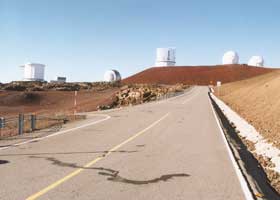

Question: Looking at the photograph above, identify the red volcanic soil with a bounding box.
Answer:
[0,88,118,116]
[123,64,275,85]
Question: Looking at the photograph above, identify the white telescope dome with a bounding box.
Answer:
[104,69,121,82]
[222,51,239,64]
[155,48,176,67]
[20,63,45,81]
[248,56,264,67]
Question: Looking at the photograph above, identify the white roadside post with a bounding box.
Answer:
[217,81,222,96]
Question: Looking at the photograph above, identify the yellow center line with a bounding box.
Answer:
[26,112,170,200]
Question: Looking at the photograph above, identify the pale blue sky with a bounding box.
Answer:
[0,0,279,83]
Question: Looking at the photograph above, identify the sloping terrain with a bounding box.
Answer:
[123,64,274,85]
[217,70,280,148]
[216,70,280,193]
[0,89,118,116]
[0,84,188,117]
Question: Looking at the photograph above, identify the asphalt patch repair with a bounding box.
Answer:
[98,171,190,185]
[0,160,9,164]
[30,156,190,185]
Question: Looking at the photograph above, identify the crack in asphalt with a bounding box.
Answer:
[30,156,190,185]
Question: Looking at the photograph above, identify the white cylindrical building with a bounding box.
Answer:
[104,69,121,82]
[155,48,176,67]
[248,56,264,67]
[20,63,45,81]
[222,51,239,65]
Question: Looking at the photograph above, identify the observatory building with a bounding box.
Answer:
[222,51,239,65]
[248,56,264,67]
[51,76,67,83]
[104,69,121,82]
[155,48,176,67]
[20,63,45,81]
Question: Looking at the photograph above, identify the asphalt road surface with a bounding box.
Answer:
[0,86,247,200]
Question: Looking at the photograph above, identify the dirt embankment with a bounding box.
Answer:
[217,70,280,148]
[216,70,280,193]
[123,64,274,85]
[0,89,119,116]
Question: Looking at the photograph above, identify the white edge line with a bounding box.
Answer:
[208,93,255,200]
[0,114,111,151]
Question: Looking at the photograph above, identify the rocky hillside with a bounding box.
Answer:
[97,84,189,110]
[0,81,120,91]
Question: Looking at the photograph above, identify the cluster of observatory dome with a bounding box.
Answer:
[222,51,264,67]
[102,49,266,83]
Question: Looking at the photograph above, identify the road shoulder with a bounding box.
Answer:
[209,92,280,200]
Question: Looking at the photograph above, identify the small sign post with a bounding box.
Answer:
[31,114,36,131]
[19,114,24,135]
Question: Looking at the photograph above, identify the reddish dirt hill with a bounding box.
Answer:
[0,88,118,116]
[123,64,275,85]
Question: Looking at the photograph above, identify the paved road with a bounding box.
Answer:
[0,86,246,200]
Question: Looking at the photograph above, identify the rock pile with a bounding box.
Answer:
[97,84,189,110]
